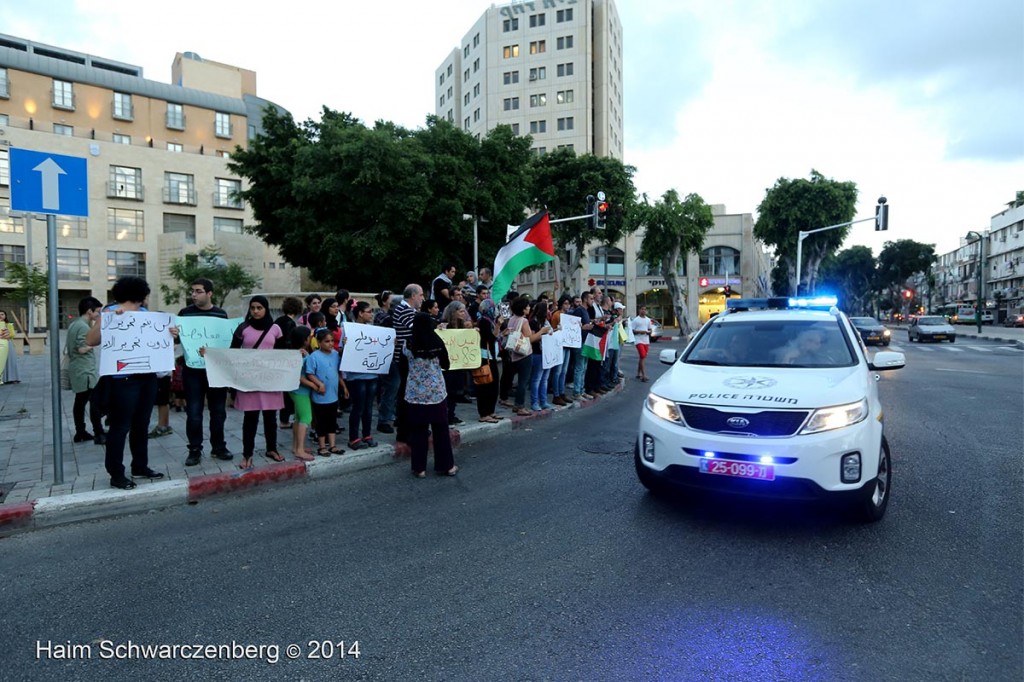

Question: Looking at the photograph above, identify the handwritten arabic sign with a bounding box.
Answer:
[204,348,303,392]
[176,316,244,369]
[559,315,582,348]
[339,322,396,375]
[436,329,481,370]
[98,311,175,376]
[541,332,565,370]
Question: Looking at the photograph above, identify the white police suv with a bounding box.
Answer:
[636,297,906,522]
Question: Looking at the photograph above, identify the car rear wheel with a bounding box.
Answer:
[949,337,955,343]
[855,436,891,523]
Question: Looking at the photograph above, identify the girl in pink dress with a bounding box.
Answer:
[231,295,284,469]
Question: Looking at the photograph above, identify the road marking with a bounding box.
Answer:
[940,346,964,352]
[968,346,992,352]
[935,367,989,374]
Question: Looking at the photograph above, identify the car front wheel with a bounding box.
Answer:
[855,436,891,523]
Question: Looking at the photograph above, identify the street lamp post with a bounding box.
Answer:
[966,230,984,333]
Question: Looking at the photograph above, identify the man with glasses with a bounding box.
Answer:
[178,278,231,466]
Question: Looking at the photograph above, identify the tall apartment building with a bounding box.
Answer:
[435,0,624,159]
[0,34,299,329]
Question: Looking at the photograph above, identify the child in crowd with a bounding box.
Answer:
[305,328,348,456]
[289,326,317,462]
[307,311,327,351]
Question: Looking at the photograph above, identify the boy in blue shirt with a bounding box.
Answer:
[304,329,348,455]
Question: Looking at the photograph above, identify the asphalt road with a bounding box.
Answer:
[2,338,1021,681]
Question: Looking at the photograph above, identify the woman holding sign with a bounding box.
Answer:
[231,295,284,469]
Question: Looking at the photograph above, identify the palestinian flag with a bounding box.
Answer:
[581,326,608,362]
[491,211,555,303]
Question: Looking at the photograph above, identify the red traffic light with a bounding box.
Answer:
[699,277,709,287]
[903,290,913,299]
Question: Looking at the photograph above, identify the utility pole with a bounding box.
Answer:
[796,196,888,296]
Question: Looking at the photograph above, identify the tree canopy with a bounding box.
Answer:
[159,245,260,309]
[228,108,534,290]
[754,170,858,295]
[875,239,936,310]
[635,190,713,334]
[818,246,878,315]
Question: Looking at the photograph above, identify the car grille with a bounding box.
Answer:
[678,405,811,437]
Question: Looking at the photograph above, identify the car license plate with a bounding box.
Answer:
[867,335,880,341]
[933,335,946,339]
[699,458,775,481]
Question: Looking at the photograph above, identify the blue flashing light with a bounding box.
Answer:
[760,456,774,465]
[703,451,716,458]
[788,295,839,309]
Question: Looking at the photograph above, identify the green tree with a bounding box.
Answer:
[635,190,714,334]
[159,245,260,309]
[875,239,936,312]
[818,246,878,315]
[529,148,639,293]
[754,170,858,295]
[2,261,48,332]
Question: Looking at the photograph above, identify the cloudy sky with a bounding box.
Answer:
[3,0,1020,256]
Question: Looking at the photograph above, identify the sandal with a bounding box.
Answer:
[513,408,531,416]
[412,470,426,478]
[294,451,315,462]
[239,458,254,470]
[328,446,345,455]
[489,414,505,420]
[445,466,459,477]
[478,416,500,423]
[317,447,331,457]
[264,450,285,462]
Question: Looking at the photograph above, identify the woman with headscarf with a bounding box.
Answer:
[321,297,343,346]
[474,298,503,423]
[404,312,457,478]
[231,295,285,469]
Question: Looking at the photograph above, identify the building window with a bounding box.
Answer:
[447,64,453,76]
[503,97,520,111]
[214,178,243,208]
[557,35,574,50]
[108,208,144,241]
[556,143,575,151]
[112,92,133,120]
[447,86,452,99]
[473,58,480,73]
[464,68,470,82]
[532,147,547,156]
[557,116,574,131]
[107,251,146,281]
[503,71,520,85]
[557,8,574,22]
[473,33,480,47]
[268,261,277,269]
[0,245,26,277]
[464,44,470,58]
[530,120,547,134]
[464,117,470,130]
[529,13,546,27]
[700,246,741,277]
[52,79,74,110]
[503,45,520,59]
[503,18,519,31]
[439,94,445,107]
[556,89,574,104]
[0,68,8,98]
[530,94,547,107]
[163,172,196,205]
[163,213,196,244]
[473,108,481,122]
[510,123,520,135]
[439,73,445,86]
[112,133,131,145]
[529,40,546,55]
[214,217,244,234]
[589,247,626,276]
[557,62,574,77]
[0,148,6,186]
[167,143,183,153]
[215,112,232,138]
[0,114,7,126]
[0,201,24,233]
[166,103,185,130]
[529,67,546,81]
[53,124,73,136]
[57,248,90,281]
[56,216,87,239]
[248,124,257,140]
[108,166,143,200]
[464,93,471,106]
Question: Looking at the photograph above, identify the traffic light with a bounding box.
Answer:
[903,289,913,299]
[585,194,596,230]
[596,200,609,229]
[875,196,889,231]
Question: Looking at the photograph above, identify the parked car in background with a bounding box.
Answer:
[848,317,891,346]
[649,319,663,342]
[908,315,956,343]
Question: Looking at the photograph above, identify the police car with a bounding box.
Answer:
[635,296,906,522]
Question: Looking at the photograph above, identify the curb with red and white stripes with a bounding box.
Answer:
[0,382,623,537]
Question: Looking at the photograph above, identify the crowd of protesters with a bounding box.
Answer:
[68,267,646,489]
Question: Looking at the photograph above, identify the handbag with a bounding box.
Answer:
[506,319,533,357]
[471,362,493,385]
[60,349,72,391]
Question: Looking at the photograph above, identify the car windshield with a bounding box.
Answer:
[917,316,946,325]
[683,319,856,368]
[849,317,880,326]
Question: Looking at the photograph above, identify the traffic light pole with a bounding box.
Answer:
[549,213,596,224]
[795,216,876,295]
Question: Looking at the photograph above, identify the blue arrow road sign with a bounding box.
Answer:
[9,148,89,217]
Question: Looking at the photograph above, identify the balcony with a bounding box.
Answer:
[165,112,186,131]
[162,186,197,206]
[106,182,144,201]
[212,191,243,209]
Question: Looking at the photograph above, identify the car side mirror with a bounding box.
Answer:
[868,350,906,371]
[659,349,678,365]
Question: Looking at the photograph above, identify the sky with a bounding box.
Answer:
[2,0,1020,257]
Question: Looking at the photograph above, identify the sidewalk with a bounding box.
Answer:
[0,343,626,536]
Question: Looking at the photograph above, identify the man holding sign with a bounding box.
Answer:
[177,278,232,466]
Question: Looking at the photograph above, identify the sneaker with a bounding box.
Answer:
[582,393,595,400]
[185,452,202,466]
[73,431,94,443]
[348,439,364,451]
[376,423,394,434]
[148,425,173,438]
[450,416,464,425]
[531,404,542,412]
[131,468,166,480]
[540,403,554,410]
[110,476,137,490]
[211,449,234,461]
[362,437,378,448]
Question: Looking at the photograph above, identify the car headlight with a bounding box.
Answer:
[646,393,681,423]
[801,399,869,434]
[882,329,891,337]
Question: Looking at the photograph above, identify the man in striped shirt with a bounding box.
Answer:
[392,283,424,443]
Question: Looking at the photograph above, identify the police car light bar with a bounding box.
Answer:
[725,296,839,311]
